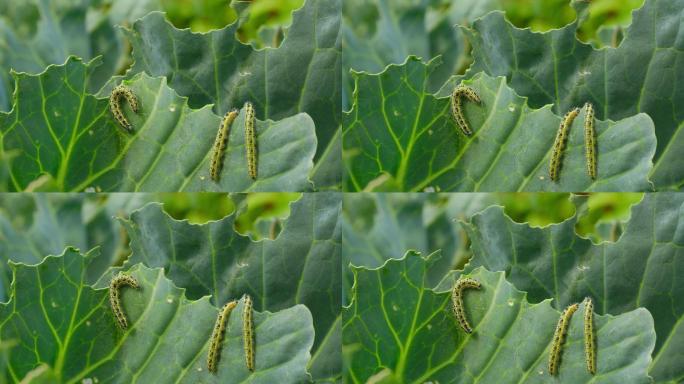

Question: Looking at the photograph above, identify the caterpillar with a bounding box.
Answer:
[244,102,257,180]
[584,103,596,179]
[109,85,140,132]
[243,295,255,371]
[109,273,140,329]
[209,109,239,182]
[451,277,481,333]
[548,303,579,375]
[549,108,580,181]
[584,297,596,375]
[207,300,238,373]
[450,85,481,136]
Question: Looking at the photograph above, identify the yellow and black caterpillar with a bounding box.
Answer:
[451,277,481,333]
[207,300,238,373]
[450,85,482,136]
[549,108,580,181]
[109,85,140,132]
[548,303,579,375]
[209,109,239,182]
[109,273,140,329]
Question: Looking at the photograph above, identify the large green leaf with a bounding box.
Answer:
[0,57,316,192]
[342,0,502,107]
[0,0,160,111]
[343,57,656,192]
[0,248,314,383]
[119,193,342,382]
[463,193,684,382]
[0,194,148,301]
[343,251,656,383]
[122,0,341,190]
[458,0,684,190]
[341,193,493,303]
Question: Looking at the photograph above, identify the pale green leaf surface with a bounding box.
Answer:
[343,251,655,383]
[463,193,684,382]
[343,57,656,192]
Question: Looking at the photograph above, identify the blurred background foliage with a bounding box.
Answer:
[160,0,305,45]
[152,193,301,238]
[497,192,642,242]
[0,193,301,241]
[499,0,644,42]
[148,0,642,46]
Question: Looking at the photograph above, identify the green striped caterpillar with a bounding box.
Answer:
[210,109,239,182]
[549,108,580,181]
[109,85,140,132]
[450,85,481,136]
[451,277,481,333]
[584,103,596,179]
[207,300,238,373]
[109,273,140,329]
[243,295,255,371]
[548,303,579,375]
[244,103,257,180]
[584,297,596,374]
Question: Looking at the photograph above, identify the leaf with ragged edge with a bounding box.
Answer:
[343,251,655,383]
[341,193,493,303]
[121,0,341,190]
[462,193,684,382]
[0,0,161,111]
[343,57,656,192]
[0,57,316,192]
[342,0,501,106]
[0,194,149,302]
[118,193,342,383]
[0,248,315,383]
[456,0,684,190]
